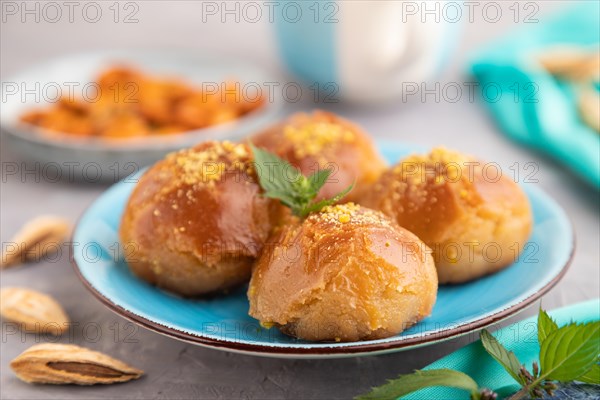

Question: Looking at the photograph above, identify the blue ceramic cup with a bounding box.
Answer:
[274,0,461,103]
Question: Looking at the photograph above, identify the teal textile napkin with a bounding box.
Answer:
[470,2,600,188]
[401,299,600,399]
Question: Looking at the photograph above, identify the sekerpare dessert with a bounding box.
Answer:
[248,203,438,342]
[120,141,282,296]
[360,147,533,284]
[251,110,386,202]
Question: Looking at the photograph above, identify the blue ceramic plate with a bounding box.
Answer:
[72,142,574,358]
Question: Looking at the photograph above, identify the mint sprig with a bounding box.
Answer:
[539,321,600,382]
[480,329,526,385]
[356,306,600,400]
[356,369,480,400]
[250,144,353,218]
[537,308,558,344]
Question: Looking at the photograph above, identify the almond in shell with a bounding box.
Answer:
[0,287,69,335]
[10,343,143,385]
[1,215,71,269]
[579,88,600,133]
[538,47,600,81]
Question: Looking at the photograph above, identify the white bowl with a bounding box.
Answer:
[1,50,282,182]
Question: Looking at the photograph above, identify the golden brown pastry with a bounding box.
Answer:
[248,203,437,342]
[360,147,533,284]
[119,141,282,296]
[251,110,386,202]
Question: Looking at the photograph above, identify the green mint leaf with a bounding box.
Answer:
[355,369,480,400]
[480,329,526,385]
[251,144,297,194]
[577,363,600,384]
[261,190,299,210]
[307,169,332,197]
[291,175,314,203]
[538,308,559,345]
[251,143,306,216]
[540,321,600,382]
[250,144,353,218]
[300,184,354,218]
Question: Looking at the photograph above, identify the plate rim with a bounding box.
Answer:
[71,244,574,358]
[70,151,576,358]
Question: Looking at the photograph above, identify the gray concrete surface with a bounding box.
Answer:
[1,1,598,399]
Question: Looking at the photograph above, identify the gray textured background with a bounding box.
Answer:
[1,1,598,399]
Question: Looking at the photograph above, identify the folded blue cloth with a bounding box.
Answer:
[470,2,600,188]
[402,299,600,399]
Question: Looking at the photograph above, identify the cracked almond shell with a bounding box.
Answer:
[0,287,69,335]
[10,343,143,385]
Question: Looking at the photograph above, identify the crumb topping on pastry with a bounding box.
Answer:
[369,147,485,212]
[314,203,391,227]
[165,141,253,187]
[393,147,477,185]
[283,122,355,158]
